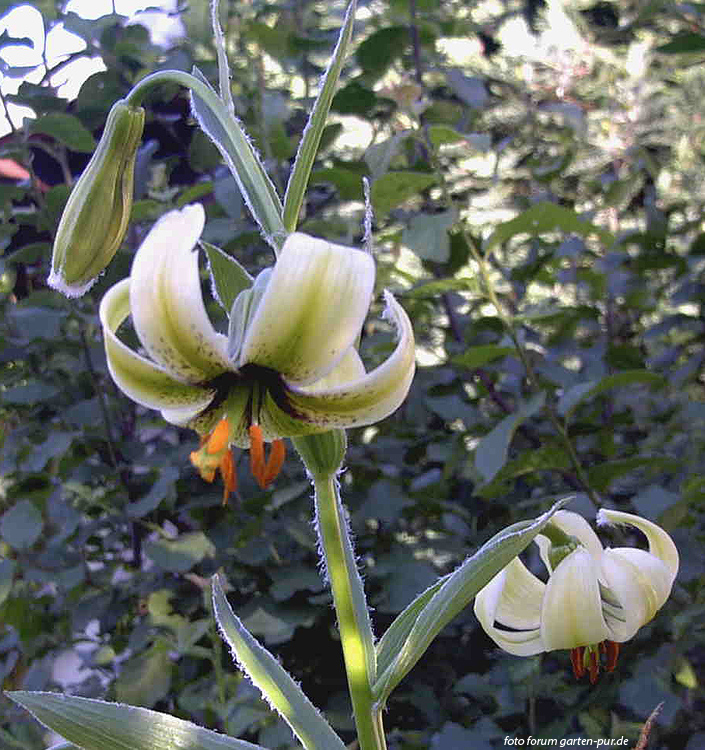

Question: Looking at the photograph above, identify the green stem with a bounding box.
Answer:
[312,473,386,750]
[126,69,224,118]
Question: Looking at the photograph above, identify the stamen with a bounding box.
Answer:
[220,450,237,505]
[207,418,230,453]
[249,424,266,485]
[190,418,236,504]
[571,647,586,679]
[262,439,286,487]
[248,425,286,489]
[605,640,620,672]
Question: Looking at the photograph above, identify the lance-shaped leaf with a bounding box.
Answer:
[372,498,571,705]
[282,0,357,232]
[202,239,253,313]
[190,67,285,249]
[212,574,348,750]
[7,691,266,750]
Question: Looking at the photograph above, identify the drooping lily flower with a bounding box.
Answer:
[474,509,679,683]
[99,204,415,499]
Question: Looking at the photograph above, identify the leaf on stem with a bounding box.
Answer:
[372,497,571,705]
[282,0,357,233]
[189,67,285,249]
[202,239,253,313]
[7,691,266,750]
[212,573,348,750]
[474,392,545,484]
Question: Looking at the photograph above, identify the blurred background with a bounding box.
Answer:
[1,1,704,748]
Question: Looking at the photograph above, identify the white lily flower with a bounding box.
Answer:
[474,509,678,682]
[99,204,415,496]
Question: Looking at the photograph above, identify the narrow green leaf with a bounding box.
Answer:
[212,574,347,750]
[202,240,253,313]
[557,370,667,419]
[8,691,265,750]
[372,498,570,705]
[475,392,545,483]
[211,0,235,118]
[485,202,614,250]
[283,0,357,232]
[189,67,285,249]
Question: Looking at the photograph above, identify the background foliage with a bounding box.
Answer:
[1,0,704,748]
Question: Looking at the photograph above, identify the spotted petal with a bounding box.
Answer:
[130,204,230,381]
[99,279,215,416]
[284,291,415,429]
[238,232,375,385]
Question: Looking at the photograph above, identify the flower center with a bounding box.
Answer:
[570,640,620,684]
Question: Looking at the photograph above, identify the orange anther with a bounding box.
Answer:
[249,424,266,486]
[219,450,237,505]
[262,439,286,487]
[191,418,236,504]
[207,418,230,454]
[605,640,620,672]
[571,647,585,679]
[248,425,285,489]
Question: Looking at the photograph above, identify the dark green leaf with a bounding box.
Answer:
[475,393,545,483]
[144,532,216,573]
[30,113,96,153]
[1,500,43,550]
[370,171,436,218]
[485,202,614,250]
[357,26,409,79]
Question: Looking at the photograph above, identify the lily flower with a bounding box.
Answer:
[474,509,679,683]
[99,204,415,500]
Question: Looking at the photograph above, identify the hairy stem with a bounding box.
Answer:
[313,473,386,750]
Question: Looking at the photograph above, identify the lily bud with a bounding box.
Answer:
[48,99,145,297]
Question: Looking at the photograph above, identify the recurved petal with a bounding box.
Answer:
[295,347,366,391]
[99,279,216,414]
[474,564,545,656]
[130,204,230,381]
[600,548,674,642]
[597,509,679,587]
[492,556,545,630]
[238,232,375,385]
[540,548,610,650]
[284,291,415,430]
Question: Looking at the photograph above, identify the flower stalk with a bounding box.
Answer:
[295,432,386,750]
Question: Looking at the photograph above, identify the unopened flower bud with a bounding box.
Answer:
[48,99,145,297]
